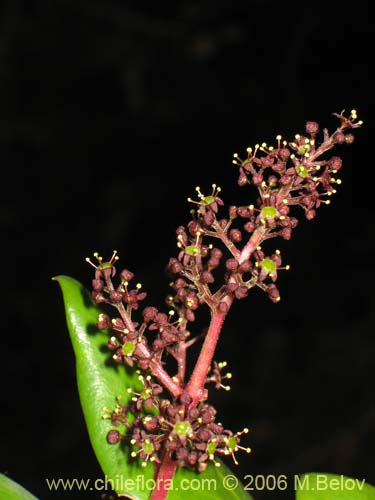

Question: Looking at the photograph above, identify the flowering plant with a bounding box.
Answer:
[4,110,371,500]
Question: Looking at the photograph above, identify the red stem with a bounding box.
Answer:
[186,295,233,407]
[185,227,266,406]
[150,454,177,500]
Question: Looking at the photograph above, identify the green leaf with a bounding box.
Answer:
[55,275,154,500]
[0,473,38,500]
[296,473,375,500]
[56,276,253,500]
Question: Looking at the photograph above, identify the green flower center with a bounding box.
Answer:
[261,258,277,274]
[295,164,309,178]
[261,206,277,219]
[207,441,217,455]
[98,262,112,270]
[140,389,152,399]
[122,341,135,356]
[185,245,201,256]
[298,145,309,154]
[201,195,215,205]
[142,441,154,455]
[173,421,193,437]
[227,436,237,451]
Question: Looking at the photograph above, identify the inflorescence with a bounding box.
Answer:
[86,110,361,471]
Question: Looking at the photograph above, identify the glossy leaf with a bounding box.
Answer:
[0,473,38,500]
[55,275,154,500]
[296,473,375,500]
[56,276,253,500]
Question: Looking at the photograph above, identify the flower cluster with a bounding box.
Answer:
[87,110,361,472]
[103,375,250,472]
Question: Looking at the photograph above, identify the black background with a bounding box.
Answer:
[1,1,374,499]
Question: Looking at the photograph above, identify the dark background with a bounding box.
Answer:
[1,1,374,499]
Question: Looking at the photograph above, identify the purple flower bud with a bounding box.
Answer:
[92,291,105,303]
[239,260,252,273]
[238,173,248,186]
[107,430,120,444]
[280,227,292,240]
[229,205,238,218]
[225,283,238,293]
[180,392,193,406]
[306,209,316,220]
[229,229,242,243]
[188,221,201,236]
[109,291,123,304]
[305,121,319,135]
[203,211,215,226]
[252,173,263,185]
[279,148,290,161]
[210,248,223,259]
[142,306,158,322]
[237,206,251,218]
[201,271,215,284]
[120,269,134,281]
[333,131,345,144]
[97,313,111,330]
[243,221,256,233]
[225,258,238,271]
[267,284,280,303]
[174,278,187,289]
[92,279,104,291]
[153,339,164,351]
[345,134,355,144]
[329,156,342,171]
[235,286,248,299]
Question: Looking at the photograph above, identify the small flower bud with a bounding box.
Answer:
[210,248,223,259]
[120,269,134,281]
[201,270,215,284]
[279,148,290,161]
[92,279,104,291]
[107,430,120,444]
[142,306,158,322]
[252,173,263,185]
[243,221,256,233]
[188,221,201,236]
[203,211,215,226]
[180,392,193,406]
[333,131,345,144]
[305,121,319,135]
[97,313,111,330]
[280,227,292,240]
[239,260,252,273]
[109,291,123,304]
[235,286,248,299]
[229,205,238,219]
[267,284,280,303]
[229,229,242,243]
[329,156,342,171]
[345,134,355,144]
[167,258,183,274]
[306,209,316,220]
[225,258,238,271]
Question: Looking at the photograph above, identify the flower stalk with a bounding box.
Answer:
[86,110,362,496]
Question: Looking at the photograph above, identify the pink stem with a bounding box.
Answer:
[150,454,177,500]
[186,295,233,407]
[239,226,266,265]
